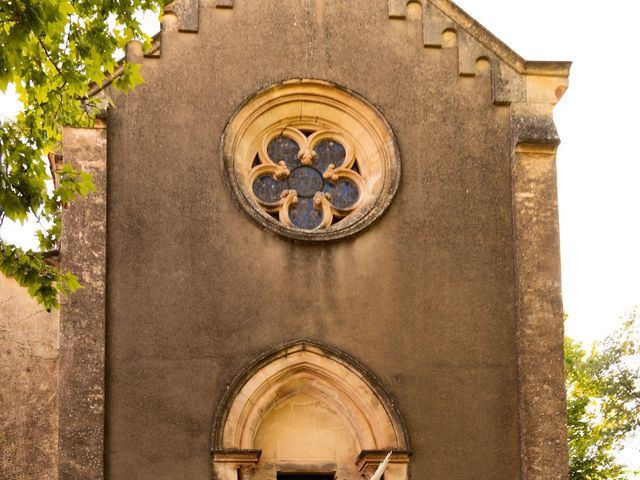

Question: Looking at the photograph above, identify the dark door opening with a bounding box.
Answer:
[277,474,334,480]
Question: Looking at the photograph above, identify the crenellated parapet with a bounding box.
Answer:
[388,0,570,108]
[108,0,570,124]
[389,0,570,154]
[215,0,234,8]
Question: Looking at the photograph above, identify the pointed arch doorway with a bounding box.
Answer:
[211,341,411,480]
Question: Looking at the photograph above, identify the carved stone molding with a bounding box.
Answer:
[212,449,261,480]
[357,450,411,480]
[221,79,401,242]
[211,341,410,480]
[511,75,569,149]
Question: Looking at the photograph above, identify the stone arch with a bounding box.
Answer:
[211,341,410,480]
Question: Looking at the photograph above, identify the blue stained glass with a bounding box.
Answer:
[267,136,301,169]
[324,178,359,210]
[289,197,323,229]
[313,139,346,172]
[252,175,286,204]
[288,167,323,198]
[255,134,361,231]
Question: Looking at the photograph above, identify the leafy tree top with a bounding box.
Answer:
[0,0,164,309]
[566,308,640,480]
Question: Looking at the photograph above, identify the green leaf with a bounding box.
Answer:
[113,61,144,93]
[61,271,81,294]
[0,0,164,309]
[565,310,640,480]
[58,1,75,16]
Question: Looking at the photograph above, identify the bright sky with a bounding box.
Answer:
[2,1,639,347]
[451,0,640,348]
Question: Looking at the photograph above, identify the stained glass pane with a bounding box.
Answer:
[252,175,286,204]
[288,167,324,198]
[268,136,301,169]
[313,139,346,172]
[254,129,366,231]
[324,178,359,210]
[289,197,323,229]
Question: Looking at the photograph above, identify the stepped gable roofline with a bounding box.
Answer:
[389,0,571,77]
[87,0,570,100]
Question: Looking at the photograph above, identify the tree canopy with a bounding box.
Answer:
[566,309,640,480]
[0,0,163,309]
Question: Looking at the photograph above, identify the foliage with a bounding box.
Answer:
[566,309,640,480]
[0,0,163,309]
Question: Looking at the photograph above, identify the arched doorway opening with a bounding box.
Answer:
[211,341,410,480]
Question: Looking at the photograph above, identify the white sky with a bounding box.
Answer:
[451,0,640,347]
[2,1,639,347]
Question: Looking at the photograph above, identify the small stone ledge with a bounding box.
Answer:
[212,449,261,480]
[212,449,262,463]
[511,109,561,148]
[356,449,412,467]
[357,450,411,480]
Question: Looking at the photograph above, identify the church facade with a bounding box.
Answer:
[2,1,571,479]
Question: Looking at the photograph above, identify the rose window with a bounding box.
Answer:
[221,79,400,242]
[250,127,364,230]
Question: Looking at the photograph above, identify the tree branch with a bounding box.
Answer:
[37,36,63,77]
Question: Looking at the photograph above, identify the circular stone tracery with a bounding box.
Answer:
[250,131,362,230]
[221,79,401,242]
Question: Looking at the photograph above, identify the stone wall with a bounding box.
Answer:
[0,275,59,480]
[49,1,569,479]
[104,2,522,478]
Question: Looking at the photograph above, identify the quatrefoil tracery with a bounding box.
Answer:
[249,127,365,230]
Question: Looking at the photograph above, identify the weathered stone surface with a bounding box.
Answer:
[164,0,199,32]
[493,63,526,105]
[388,0,569,104]
[104,2,521,479]
[0,275,59,480]
[58,125,107,480]
[422,2,456,47]
[512,107,561,146]
[514,146,569,480]
[48,1,570,479]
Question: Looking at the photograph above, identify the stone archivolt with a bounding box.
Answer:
[211,341,410,480]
